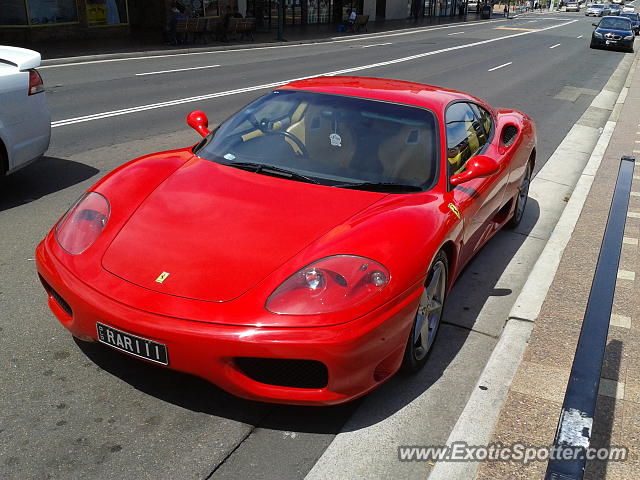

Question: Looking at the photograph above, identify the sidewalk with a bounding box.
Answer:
[475,51,640,479]
[5,14,495,62]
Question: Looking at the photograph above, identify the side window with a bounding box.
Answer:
[469,103,493,149]
[445,102,483,174]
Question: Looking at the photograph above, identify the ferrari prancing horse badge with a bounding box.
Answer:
[448,203,461,219]
[155,272,170,284]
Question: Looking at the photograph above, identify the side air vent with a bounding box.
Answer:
[502,125,519,147]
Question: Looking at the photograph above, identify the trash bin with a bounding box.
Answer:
[480,4,492,18]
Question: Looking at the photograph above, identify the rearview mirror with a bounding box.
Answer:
[450,155,499,187]
[187,110,211,137]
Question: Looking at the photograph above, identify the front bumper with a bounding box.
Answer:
[591,35,634,49]
[36,240,421,406]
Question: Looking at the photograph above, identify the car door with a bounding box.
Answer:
[442,102,508,264]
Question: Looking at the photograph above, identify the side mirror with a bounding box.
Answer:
[187,110,210,137]
[450,155,499,187]
[592,22,598,26]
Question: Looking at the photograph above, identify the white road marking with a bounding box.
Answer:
[51,19,578,128]
[488,61,513,71]
[362,42,392,48]
[135,65,221,76]
[447,31,465,35]
[550,43,561,48]
[41,19,511,69]
[577,35,583,38]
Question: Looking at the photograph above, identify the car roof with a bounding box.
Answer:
[277,76,479,111]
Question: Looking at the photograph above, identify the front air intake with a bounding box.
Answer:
[234,357,328,389]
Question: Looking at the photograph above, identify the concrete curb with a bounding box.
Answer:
[39,17,503,66]
[428,50,638,480]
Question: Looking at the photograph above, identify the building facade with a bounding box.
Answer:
[0,0,468,43]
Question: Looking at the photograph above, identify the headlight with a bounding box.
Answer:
[55,192,110,255]
[266,255,390,315]
[594,31,604,38]
[624,35,634,40]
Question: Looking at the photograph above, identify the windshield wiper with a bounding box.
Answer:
[225,161,319,184]
[332,182,423,192]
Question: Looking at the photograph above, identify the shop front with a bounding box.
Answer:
[0,0,131,42]
[243,0,362,27]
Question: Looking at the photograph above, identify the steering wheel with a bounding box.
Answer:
[265,130,309,158]
[248,113,309,158]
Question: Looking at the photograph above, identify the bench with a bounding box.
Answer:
[174,17,208,44]
[227,18,257,41]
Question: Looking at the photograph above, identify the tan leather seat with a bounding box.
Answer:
[378,126,432,184]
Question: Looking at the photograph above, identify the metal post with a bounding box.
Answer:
[277,0,286,40]
[544,156,635,480]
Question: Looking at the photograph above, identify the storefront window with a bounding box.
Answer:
[86,0,128,26]
[28,0,79,24]
[1,0,29,25]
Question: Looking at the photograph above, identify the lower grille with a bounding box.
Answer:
[235,357,328,389]
[40,276,73,317]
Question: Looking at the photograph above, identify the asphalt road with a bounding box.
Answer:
[0,12,630,480]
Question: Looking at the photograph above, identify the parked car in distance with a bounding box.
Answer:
[566,2,581,11]
[586,4,609,15]
[620,12,640,33]
[609,3,622,14]
[622,5,635,12]
[36,76,536,406]
[591,15,635,51]
[468,1,478,12]
[0,46,50,177]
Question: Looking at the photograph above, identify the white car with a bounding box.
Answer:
[623,5,635,12]
[0,46,51,177]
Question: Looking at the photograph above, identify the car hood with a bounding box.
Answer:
[101,156,386,302]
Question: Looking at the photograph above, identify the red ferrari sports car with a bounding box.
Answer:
[36,76,535,406]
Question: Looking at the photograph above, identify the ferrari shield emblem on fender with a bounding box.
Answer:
[448,203,461,219]
[155,272,170,284]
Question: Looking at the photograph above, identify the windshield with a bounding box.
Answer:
[599,17,632,29]
[591,5,603,9]
[621,13,638,19]
[195,90,439,191]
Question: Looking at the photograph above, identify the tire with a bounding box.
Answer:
[401,250,448,372]
[590,39,597,49]
[506,161,532,229]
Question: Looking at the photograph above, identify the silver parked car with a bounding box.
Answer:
[586,3,610,15]
[566,1,581,11]
[0,46,51,177]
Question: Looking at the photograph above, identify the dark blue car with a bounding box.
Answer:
[620,12,640,35]
[590,16,635,52]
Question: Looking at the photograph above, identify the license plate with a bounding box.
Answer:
[606,40,616,45]
[96,322,168,365]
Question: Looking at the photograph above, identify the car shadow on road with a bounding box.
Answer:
[0,156,99,212]
[75,198,541,436]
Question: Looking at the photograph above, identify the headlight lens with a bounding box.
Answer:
[594,31,604,38]
[55,192,110,255]
[624,35,634,40]
[266,255,390,315]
